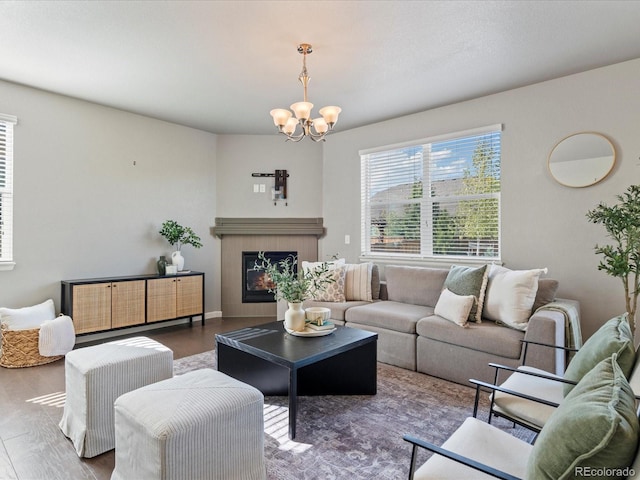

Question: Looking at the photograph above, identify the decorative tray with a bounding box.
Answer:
[285,326,337,337]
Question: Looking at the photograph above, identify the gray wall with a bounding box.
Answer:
[321,58,640,340]
[2,58,640,340]
[0,80,219,314]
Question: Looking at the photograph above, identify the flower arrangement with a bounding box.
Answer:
[253,251,335,303]
[159,220,203,251]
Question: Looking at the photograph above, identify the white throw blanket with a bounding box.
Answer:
[39,315,75,356]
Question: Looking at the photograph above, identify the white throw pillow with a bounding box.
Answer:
[483,265,548,330]
[0,299,56,330]
[434,288,475,327]
[344,263,373,302]
[39,315,76,356]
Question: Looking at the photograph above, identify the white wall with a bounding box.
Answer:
[321,58,640,340]
[0,80,219,314]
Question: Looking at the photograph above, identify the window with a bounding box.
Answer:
[360,125,501,262]
[0,113,17,268]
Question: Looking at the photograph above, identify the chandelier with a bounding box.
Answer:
[269,43,341,142]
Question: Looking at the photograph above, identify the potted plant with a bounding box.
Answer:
[586,184,640,337]
[159,220,203,271]
[253,251,335,332]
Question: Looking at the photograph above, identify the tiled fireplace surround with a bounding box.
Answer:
[213,218,324,317]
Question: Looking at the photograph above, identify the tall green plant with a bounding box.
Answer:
[586,185,640,335]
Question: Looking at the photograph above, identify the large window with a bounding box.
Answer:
[0,114,16,268]
[360,125,501,261]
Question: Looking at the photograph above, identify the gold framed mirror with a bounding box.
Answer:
[548,132,615,188]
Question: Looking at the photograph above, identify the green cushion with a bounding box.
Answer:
[527,354,639,479]
[443,265,488,323]
[563,314,636,396]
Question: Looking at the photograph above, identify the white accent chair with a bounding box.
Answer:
[404,353,640,479]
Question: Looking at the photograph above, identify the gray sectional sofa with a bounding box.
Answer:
[304,264,579,385]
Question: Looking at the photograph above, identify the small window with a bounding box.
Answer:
[0,113,17,268]
[360,125,501,262]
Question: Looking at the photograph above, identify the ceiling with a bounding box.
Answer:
[2,1,640,136]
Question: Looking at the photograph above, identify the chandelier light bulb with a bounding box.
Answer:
[269,43,341,142]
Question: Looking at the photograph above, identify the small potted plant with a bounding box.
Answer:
[254,251,335,332]
[159,220,203,271]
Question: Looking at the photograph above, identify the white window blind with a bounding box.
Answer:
[360,125,501,261]
[0,114,17,265]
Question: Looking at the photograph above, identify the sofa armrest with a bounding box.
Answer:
[524,299,580,376]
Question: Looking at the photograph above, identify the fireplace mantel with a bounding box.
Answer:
[212,217,324,238]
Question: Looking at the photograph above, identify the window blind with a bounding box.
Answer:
[361,125,501,261]
[0,114,17,264]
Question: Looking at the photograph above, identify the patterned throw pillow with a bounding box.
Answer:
[311,266,346,302]
[443,265,488,323]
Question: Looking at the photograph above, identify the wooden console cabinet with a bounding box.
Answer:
[61,272,204,335]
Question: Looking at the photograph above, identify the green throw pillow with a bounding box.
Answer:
[443,265,488,323]
[526,354,639,479]
[563,314,636,396]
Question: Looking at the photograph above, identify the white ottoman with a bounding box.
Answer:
[59,336,173,458]
[111,369,266,480]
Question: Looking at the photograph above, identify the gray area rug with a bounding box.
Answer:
[174,351,534,480]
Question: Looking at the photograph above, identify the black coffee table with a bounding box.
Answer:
[215,321,377,439]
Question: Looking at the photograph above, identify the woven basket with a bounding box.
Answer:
[0,324,63,368]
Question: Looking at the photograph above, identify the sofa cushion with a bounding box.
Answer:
[346,301,434,334]
[371,264,381,300]
[417,316,524,359]
[385,266,449,307]
[563,314,635,396]
[526,354,639,479]
[443,264,489,323]
[483,265,547,330]
[434,289,475,327]
[344,263,373,301]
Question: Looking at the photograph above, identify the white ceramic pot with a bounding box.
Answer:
[284,302,306,332]
[171,250,185,271]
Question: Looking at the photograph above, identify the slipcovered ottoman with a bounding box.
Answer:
[59,337,173,458]
[111,368,266,480]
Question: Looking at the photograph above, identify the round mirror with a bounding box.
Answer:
[548,132,615,188]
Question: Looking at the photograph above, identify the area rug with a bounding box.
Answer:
[174,351,534,480]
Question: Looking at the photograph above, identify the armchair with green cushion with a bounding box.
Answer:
[404,353,640,479]
[469,314,638,435]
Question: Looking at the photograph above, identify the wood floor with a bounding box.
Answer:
[0,316,270,480]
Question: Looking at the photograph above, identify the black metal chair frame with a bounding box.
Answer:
[469,339,579,435]
[403,433,522,480]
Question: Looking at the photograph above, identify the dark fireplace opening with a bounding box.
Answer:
[242,251,297,303]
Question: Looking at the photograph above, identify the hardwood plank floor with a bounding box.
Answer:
[0,317,269,480]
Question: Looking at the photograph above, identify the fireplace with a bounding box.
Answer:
[242,251,297,303]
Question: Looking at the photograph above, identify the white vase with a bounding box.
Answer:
[171,250,185,271]
[284,302,306,332]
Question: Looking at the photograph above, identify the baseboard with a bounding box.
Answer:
[205,311,222,319]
